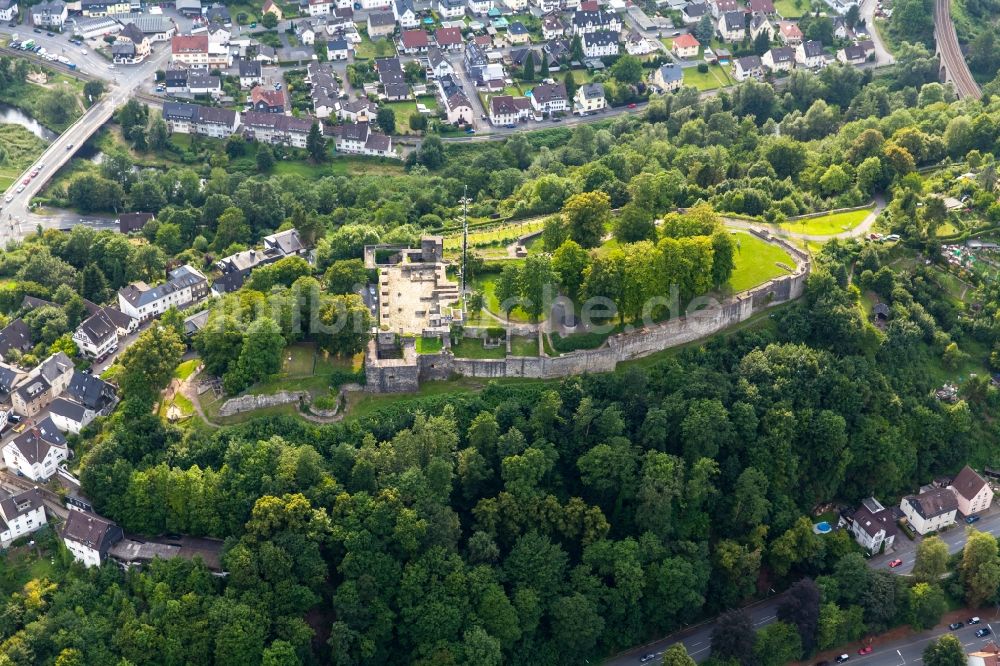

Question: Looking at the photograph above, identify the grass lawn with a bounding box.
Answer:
[682,64,734,91]
[451,337,507,359]
[773,0,807,17]
[385,96,437,135]
[354,31,396,59]
[928,266,971,302]
[173,359,200,381]
[0,124,47,191]
[510,335,538,356]
[472,272,543,323]
[246,342,363,396]
[415,336,443,354]
[725,231,796,293]
[936,221,961,237]
[776,207,874,236]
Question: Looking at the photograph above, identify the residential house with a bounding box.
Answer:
[120,14,177,42]
[509,47,538,68]
[949,465,993,517]
[544,38,570,65]
[488,94,532,125]
[186,70,223,96]
[530,81,567,114]
[96,306,137,338]
[718,11,745,41]
[531,0,560,13]
[3,417,69,480]
[711,0,739,16]
[207,24,230,46]
[254,45,278,64]
[308,0,332,14]
[507,21,531,44]
[436,74,473,125]
[176,0,202,16]
[111,40,138,64]
[464,41,489,82]
[467,0,492,13]
[969,643,1000,666]
[394,0,419,27]
[61,510,124,568]
[505,0,528,9]
[367,11,395,38]
[848,497,897,554]
[400,28,430,53]
[435,26,463,50]
[162,102,240,139]
[250,85,287,113]
[205,4,231,25]
[542,15,564,40]
[80,0,130,17]
[581,29,618,57]
[117,264,209,322]
[732,54,763,80]
[171,34,228,68]
[307,63,341,117]
[625,31,657,56]
[327,35,350,59]
[900,488,958,535]
[427,47,454,78]
[0,1,19,25]
[117,211,154,233]
[857,39,875,58]
[762,45,795,71]
[777,20,802,45]
[238,58,262,89]
[264,229,308,258]
[437,0,466,18]
[262,0,283,19]
[113,22,150,64]
[796,39,826,68]
[336,98,378,122]
[0,319,33,362]
[10,352,72,418]
[72,309,118,359]
[31,0,67,28]
[671,32,700,58]
[0,364,23,405]
[570,9,621,35]
[836,43,866,65]
[652,62,683,91]
[832,15,851,40]
[241,112,316,148]
[747,0,775,13]
[681,1,708,24]
[0,489,47,548]
[50,371,117,433]
[573,82,605,114]
[749,12,773,40]
[332,122,395,157]
[297,21,316,46]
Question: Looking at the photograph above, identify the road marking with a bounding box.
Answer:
[689,647,709,656]
[753,615,775,626]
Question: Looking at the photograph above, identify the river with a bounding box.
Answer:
[0,102,58,142]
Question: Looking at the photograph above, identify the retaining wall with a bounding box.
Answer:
[365,233,811,392]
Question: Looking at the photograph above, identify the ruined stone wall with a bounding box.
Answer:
[218,391,308,417]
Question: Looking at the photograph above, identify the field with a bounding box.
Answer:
[0,124,47,191]
[443,218,545,255]
[354,31,396,59]
[173,359,200,381]
[725,231,796,293]
[415,336,443,354]
[451,337,507,359]
[471,271,543,323]
[682,64,735,91]
[776,207,874,236]
[510,336,538,356]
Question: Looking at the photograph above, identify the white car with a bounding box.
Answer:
[15,184,24,193]
[80,48,87,55]
[4,194,12,203]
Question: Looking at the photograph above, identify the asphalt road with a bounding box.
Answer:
[858,0,895,67]
[868,507,1000,575]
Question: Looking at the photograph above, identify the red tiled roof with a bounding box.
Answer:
[171,34,208,54]
[436,26,462,45]
[251,86,285,107]
[673,33,699,48]
[401,29,430,48]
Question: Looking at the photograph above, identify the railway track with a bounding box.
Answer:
[933,0,982,99]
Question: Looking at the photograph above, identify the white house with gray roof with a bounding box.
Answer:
[61,509,123,568]
[117,264,208,322]
[3,416,68,481]
[0,489,47,548]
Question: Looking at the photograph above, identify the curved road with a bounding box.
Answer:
[722,195,887,242]
[934,0,981,99]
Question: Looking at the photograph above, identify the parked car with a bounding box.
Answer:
[21,177,29,186]
[858,646,872,655]
[33,28,41,33]
[835,655,850,663]
[885,234,900,242]
[970,617,982,625]
[949,622,964,630]
[976,628,992,638]
[966,515,981,524]
[627,102,637,108]
[3,194,12,203]
[888,559,903,568]
[15,184,24,193]
[639,655,656,664]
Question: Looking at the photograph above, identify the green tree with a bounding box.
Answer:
[552,239,590,299]
[661,644,697,666]
[923,635,967,666]
[908,582,947,630]
[325,259,368,294]
[610,55,643,84]
[711,609,756,665]
[912,535,949,583]
[961,530,1000,607]
[307,121,326,162]
[519,254,554,322]
[522,51,535,82]
[214,207,251,250]
[261,11,278,28]
[564,70,578,104]
[257,144,275,172]
[376,107,396,136]
[754,621,803,666]
[224,317,285,394]
[315,294,373,356]
[562,190,611,248]
[119,324,186,409]
[495,263,522,321]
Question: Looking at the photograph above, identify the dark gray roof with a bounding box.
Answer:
[905,488,958,520]
[841,44,865,60]
[509,21,528,34]
[118,264,206,308]
[657,63,682,82]
[61,510,122,554]
[76,310,116,346]
[65,371,115,411]
[0,489,44,530]
[0,365,20,392]
[572,9,616,28]
[10,417,66,464]
[852,503,897,539]
[951,465,988,502]
[365,132,391,152]
[162,101,198,122]
[802,39,824,57]
[264,228,305,256]
[49,396,89,423]
[14,376,49,407]
[368,11,395,26]
[0,319,33,357]
[119,22,145,44]
[735,55,762,70]
[579,82,604,99]
[531,81,566,103]
[584,30,618,47]
[767,46,794,62]
[684,2,708,16]
[238,58,261,77]
[722,11,745,31]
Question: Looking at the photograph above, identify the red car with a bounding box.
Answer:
[627,103,637,109]
[858,646,873,655]
[888,559,903,568]
[21,177,29,185]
